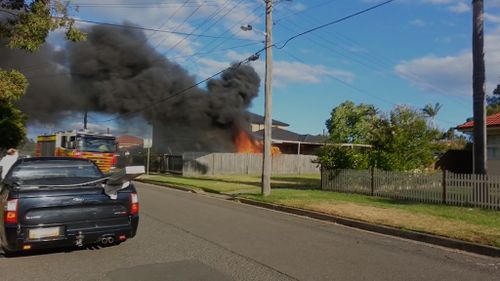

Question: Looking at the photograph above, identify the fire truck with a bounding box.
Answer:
[36,130,118,173]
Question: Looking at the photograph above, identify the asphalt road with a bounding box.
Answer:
[1,181,499,281]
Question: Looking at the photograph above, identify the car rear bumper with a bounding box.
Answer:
[2,216,139,252]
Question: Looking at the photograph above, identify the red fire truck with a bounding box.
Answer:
[36,130,118,173]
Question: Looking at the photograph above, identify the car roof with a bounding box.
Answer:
[16,157,94,164]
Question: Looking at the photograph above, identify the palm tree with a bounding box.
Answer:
[422,103,442,128]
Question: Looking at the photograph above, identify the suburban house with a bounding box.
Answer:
[249,112,290,132]
[456,113,500,175]
[249,113,327,155]
[152,112,326,155]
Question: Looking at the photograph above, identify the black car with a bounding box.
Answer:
[0,157,140,254]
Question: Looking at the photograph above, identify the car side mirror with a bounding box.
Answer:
[103,166,145,199]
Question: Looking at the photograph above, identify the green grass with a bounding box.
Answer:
[241,189,500,229]
[138,174,500,247]
[139,174,320,194]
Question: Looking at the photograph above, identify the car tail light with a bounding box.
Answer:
[130,193,139,215]
[5,199,18,224]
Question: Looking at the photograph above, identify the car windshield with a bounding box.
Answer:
[6,159,103,186]
[78,137,116,153]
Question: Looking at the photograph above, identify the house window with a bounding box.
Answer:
[488,135,500,160]
[488,135,500,145]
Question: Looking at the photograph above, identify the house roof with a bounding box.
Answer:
[116,135,143,145]
[253,127,327,144]
[456,113,500,130]
[249,112,289,127]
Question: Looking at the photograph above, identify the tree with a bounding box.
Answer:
[486,85,500,115]
[422,102,442,128]
[0,68,27,149]
[325,101,378,144]
[317,101,444,172]
[371,105,442,171]
[316,145,371,171]
[1,0,85,52]
[0,1,84,149]
[0,102,26,149]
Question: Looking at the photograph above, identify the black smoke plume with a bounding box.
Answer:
[0,24,261,153]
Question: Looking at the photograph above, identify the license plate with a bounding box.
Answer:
[28,227,62,240]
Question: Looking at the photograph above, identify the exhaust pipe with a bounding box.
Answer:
[101,237,108,245]
[107,237,114,244]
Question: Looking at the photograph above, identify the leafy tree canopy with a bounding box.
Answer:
[319,102,444,172]
[0,102,26,149]
[325,101,378,144]
[0,68,27,102]
[371,105,442,171]
[1,0,85,52]
[486,93,500,115]
[0,1,84,149]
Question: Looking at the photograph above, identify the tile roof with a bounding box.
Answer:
[457,113,500,130]
[253,127,327,144]
[248,112,289,127]
[116,135,143,145]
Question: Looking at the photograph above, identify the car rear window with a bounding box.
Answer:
[7,159,103,186]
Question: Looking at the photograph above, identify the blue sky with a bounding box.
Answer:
[30,0,500,137]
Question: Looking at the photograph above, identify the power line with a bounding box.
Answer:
[149,0,193,50]
[275,0,395,50]
[160,0,233,56]
[92,47,265,123]
[72,18,261,41]
[273,0,338,24]
[17,0,200,74]
[61,1,221,9]
[277,5,471,109]
[180,2,264,72]
[277,44,458,127]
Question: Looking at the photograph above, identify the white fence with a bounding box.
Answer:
[322,169,500,210]
[183,152,319,176]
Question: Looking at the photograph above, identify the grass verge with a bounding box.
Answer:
[138,174,500,248]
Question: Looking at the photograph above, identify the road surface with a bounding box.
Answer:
[1,181,499,281]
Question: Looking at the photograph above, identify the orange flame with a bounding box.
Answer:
[234,130,281,155]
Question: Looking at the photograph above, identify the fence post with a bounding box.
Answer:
[442,170,447,204]
[370,166,375,196]
[320,165,323,190]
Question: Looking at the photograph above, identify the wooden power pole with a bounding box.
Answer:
[262,0,273,196]
[472,0,487,174]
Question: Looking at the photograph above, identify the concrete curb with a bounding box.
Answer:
[136,179,500,258]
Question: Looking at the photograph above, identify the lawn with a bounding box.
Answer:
[139,174,320,194]
[138,174,500,247]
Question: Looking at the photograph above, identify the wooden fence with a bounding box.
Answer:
[322,169,500,210]
[183,152,319,176]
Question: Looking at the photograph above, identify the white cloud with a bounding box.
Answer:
[448,2,470,13]
[485,13,500,24]
[409,19,426,27]
[72,0,262,56]
[395,28,500,96]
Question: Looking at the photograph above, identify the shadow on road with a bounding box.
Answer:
[0,243,118,258]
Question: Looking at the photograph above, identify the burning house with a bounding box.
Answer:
[154,112,326,156]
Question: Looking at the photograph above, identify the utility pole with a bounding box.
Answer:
[83,111,88,130]
[261,0,273,196]
[472,0,487,174]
